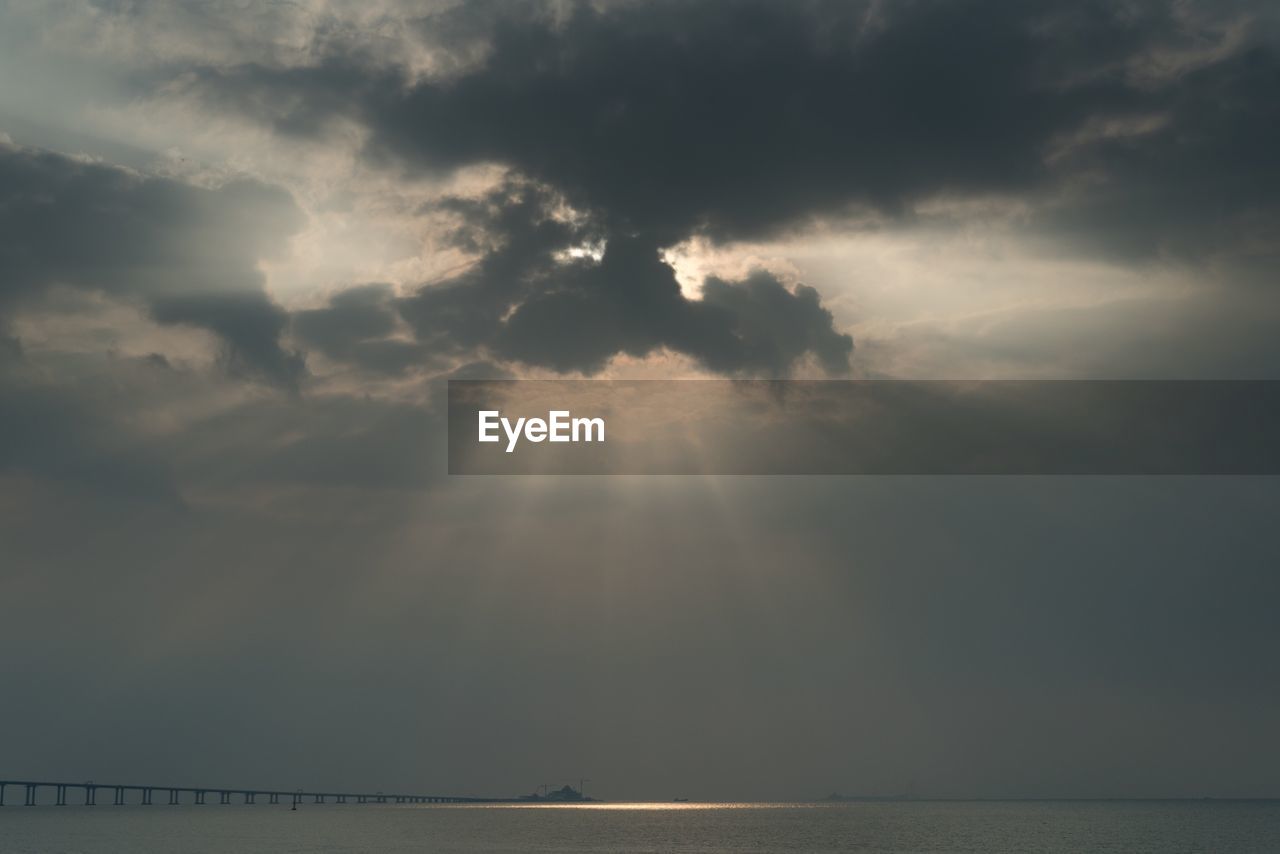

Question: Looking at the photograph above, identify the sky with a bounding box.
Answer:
[1,0,1278,801]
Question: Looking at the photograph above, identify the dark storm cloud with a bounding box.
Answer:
[697,273,853,375]
[396,180,583,359]
[1038,39,1280,263]
[365,0,1103,242]
[0,142,306,386]
[385,0,1278,258]
[394,179,852,374]
[150,291,303,385]
[171,0,1280,375]
[182,0,1276,247]
[186,0,1066,238]
[291,283,432,376]
[491,235,852,374]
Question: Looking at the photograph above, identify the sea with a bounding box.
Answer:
[2,800,1278,853]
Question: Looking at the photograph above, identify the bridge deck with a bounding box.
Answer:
[0,779,510,806]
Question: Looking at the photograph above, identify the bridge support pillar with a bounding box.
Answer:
[142,788,153,805]
[337,795,346,803]
[357,795,366,803]
[219,791,230,805]
[24,784,36,806]
[1,783,6,806]
[56,785,66,806]
[86,786,97,806]
[292,793,301,808]
[113,787,123,806]
[244,792,255,804]
[195,790,206,805]
[169,789,179,805]
[268,793,278,805]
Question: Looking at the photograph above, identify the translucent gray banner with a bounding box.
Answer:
[447,380,1280,475]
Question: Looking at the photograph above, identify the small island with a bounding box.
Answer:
[519,784,597,803]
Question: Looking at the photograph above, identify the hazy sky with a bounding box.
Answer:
[1,0,1278,800]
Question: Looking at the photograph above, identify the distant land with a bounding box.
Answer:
[519,784,597,803]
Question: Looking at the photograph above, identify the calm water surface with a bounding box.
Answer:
[3,801,1278,853]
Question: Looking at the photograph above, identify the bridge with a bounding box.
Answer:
[0,779,507,807]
